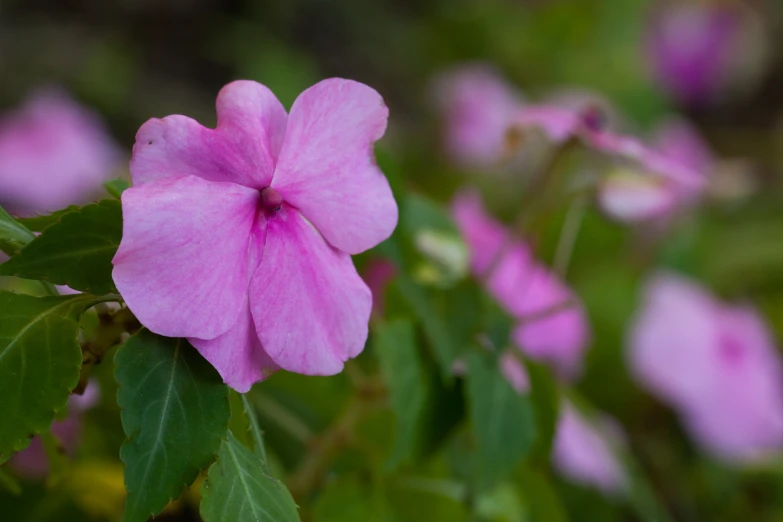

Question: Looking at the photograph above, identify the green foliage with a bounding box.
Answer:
[517,467,569,522]
[466,352,536,488]
[374,318,429,468]
[200,431,301,522]
[104,179,130,198]
[0,205,35,256]
[0,292,110,463]
[115,331,230,522]
[17,206,81,232]
[0,200,122,294]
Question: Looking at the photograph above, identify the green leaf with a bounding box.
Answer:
[526,360,561,461]
[394,276,459,376]
[517,467,569,522]
[465,352,536,488]
[0,467,21,496]
[104,179,130,198]
[16,206,81,232]
[0,205,35,256]
[200,431,301,522]
[0,292,109,463]
[374,319,428,469]
[0,200,122,294]
[115,331,230,522]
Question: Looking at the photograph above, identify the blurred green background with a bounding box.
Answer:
[2,0,783,521]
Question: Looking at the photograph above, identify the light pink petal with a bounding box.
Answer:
[653,118,714,175]
[434,64,524,168]
[190,299,279,393]
[0,89,120,216]
[506,264,589,380]
[499,351,530,394]
[589,132,705,190]
[553,401,627,494]
[628,273,723,408]
[249,206,372,374]
[113,175,260,339]
[451,188,588,378]
[271,78,397,255]
[682,304,783,462]
[130,81,287,189]
[450,188,509,275]
[598,171,678,222]
[512,105,582,143]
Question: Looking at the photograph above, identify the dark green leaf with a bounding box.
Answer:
[104,179,130,198]
[200,431,300,522]
[0,292,110,463]
[0,200,122,294]
[465,351,536,488]
[0,205,35,256]
[526,360,561,461]
[17,206,81,232]
[115,331,230,522]
[374,319,428,468]
[394,276,459,376]
[0,467,21,495]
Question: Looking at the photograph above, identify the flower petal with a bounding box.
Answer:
[628,273,723,408]
[190,299,278,393]
[113,175,259,339]
[130,81,287,188]
[598,169,678,222]
[272,78,397,254]
[249,206,372,374]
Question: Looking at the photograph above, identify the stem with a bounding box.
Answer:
[252,393,313,444]
[553,193,588,278]
[481,138,579,284]
[241,393,268,466]
[286,399,364,501]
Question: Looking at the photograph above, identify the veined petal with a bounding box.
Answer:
[190,298,278,393]
[130,81,287,188]
[113,175,259,339]
[272,78,397,255]
[249,207,372,375]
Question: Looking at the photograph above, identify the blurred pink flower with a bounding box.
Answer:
[361,257,397,319]
[112,79,398,393]
[451,189,589,379]
[499,351,530,394]
[553,401,627,494]
[10,382,100,479]
[599,118,712,223]
[0,89,120,216]
[434,64,523,169]
[630,273,783,462]
[646,3,738,106]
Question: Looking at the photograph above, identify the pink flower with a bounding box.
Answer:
[361,258,397,319]
[646,3,738,106]
[434,64,523,169]
[599,118,712,222]
[451,189,589,379]
[629,273,783,462]
[11,382,100,479]
[112,79,398,392]
[0,89,120,216]
[553,401,627,494]
[511,103,706,223]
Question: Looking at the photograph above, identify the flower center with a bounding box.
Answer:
[580,105,605,133]
[260,187,283,212]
